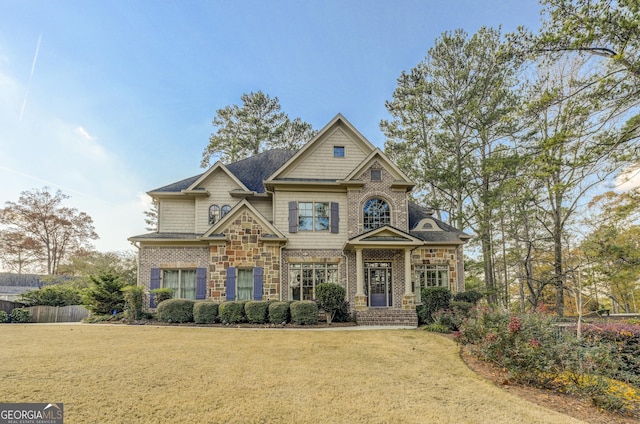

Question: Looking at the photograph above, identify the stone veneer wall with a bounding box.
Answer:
[281,249,346,301]
[138,245,210,307]
[412,246,461,294]
[347,160,409,238]
[207,211,281,302]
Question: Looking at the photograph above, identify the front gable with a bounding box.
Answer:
[266,114,376,183]
[202,199,286,243]
[343,149,414,190]
[344,225,423,249]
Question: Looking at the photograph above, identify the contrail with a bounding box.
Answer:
[30,34,42,77]
[19,33,42,123]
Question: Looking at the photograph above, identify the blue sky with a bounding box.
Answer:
[0,0,547,254]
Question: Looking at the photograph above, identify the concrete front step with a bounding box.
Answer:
[355,308,418,327]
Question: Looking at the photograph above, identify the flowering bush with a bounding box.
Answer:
[457,308,640,415]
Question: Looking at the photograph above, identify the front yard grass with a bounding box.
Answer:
[0,324,585,423]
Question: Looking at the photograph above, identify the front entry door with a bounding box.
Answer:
[365,262,392,307]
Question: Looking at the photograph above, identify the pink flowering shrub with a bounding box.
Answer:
[456,308,640,415]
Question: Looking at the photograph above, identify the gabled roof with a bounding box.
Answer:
[344,225,424,250]
[407,202,471,244]
[266,114,376,183]
[202,199,287,242]
[342,148,414,190]
[148,149,297,195]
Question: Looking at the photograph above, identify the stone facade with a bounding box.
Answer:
[207,210,281,302]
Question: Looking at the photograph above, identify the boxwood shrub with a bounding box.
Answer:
[157,299,195,323]
[290,300,318,325]
[193,302,219,324]
[218,301,245,324]
[268,301,289,324]
[245,301,269,324]
[0,310,8,323]
[10,308,31,323]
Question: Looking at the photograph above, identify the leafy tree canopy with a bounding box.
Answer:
[201,91,316,167]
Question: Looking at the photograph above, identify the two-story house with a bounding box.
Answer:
[129,114,469,325]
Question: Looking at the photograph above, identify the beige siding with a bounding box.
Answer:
[194,169,244,233]
[159,199,195,233]
[248,198,273,222]
[285,129,369,179]
[273,190,348,249]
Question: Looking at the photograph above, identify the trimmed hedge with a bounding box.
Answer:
[268,301,289,324]
[218,301,245,324]
[193,302,219,324]
[315,283,346,323]
[290,300,318,325]
[245,301,269,324]
[157,299,195,323]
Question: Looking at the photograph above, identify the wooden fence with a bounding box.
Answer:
[0,300,16,313]
[26,305,91,323]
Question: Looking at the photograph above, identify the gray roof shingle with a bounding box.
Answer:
[150,149,297,194]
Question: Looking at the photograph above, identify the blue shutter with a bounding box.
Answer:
[196,267,207,300]
[330,202,339,234]
[226,267,236,301]
[288,201,298,233]
[253,267,263,300]
[150,268,161,307]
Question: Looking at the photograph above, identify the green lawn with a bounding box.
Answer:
[0,324,585,423]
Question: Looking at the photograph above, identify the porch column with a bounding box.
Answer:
[356,248,364,295]
[404,248,412,295]
[402,248,416,310]
[355,248,367,310]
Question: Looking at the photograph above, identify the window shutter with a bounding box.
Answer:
[253,267,263,300]
[330,202,339,234]
[226,267,236,301]
[196,267,207,300]
[150,268,161,307]
[288,201,298,233]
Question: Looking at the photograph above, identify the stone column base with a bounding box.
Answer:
[354,294,368,311]
[402,294,416,310]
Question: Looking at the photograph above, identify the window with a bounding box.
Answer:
[221,204,231,218]
[298,202,329,231]
[370,169,382,181]
[237,269,253,301]
[363,198,390,231]
[209,205,220,224]
[334,146,345,157]
[289,263,339,301]
[162,269,197,299]
[415,265,449,289]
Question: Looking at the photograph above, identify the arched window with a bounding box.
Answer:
[221,205,232,218]
[363,198,390,231]
[208,205,220,225]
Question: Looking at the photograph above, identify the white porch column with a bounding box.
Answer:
[404,248,412,295]
[356,248,364,295]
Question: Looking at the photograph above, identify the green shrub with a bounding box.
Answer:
[122,285,144,320]
[315,283,346,323]
[0,310,8,323]
[83,272,126,315]
[150,288,173,307]
[156,299,195,323]
[453,289,483,304]
[193,302,218,324]
[290,301,318,325]
[245,301,269,324]
[218,301,245,324]
[20,284,83,306]
[419,287,452,324]
[432,308,463,332]
[333,301,352,322]
[268,302,289,324]
[10,308,31,323]
[424,323,451,333]
[450,301,475,317]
